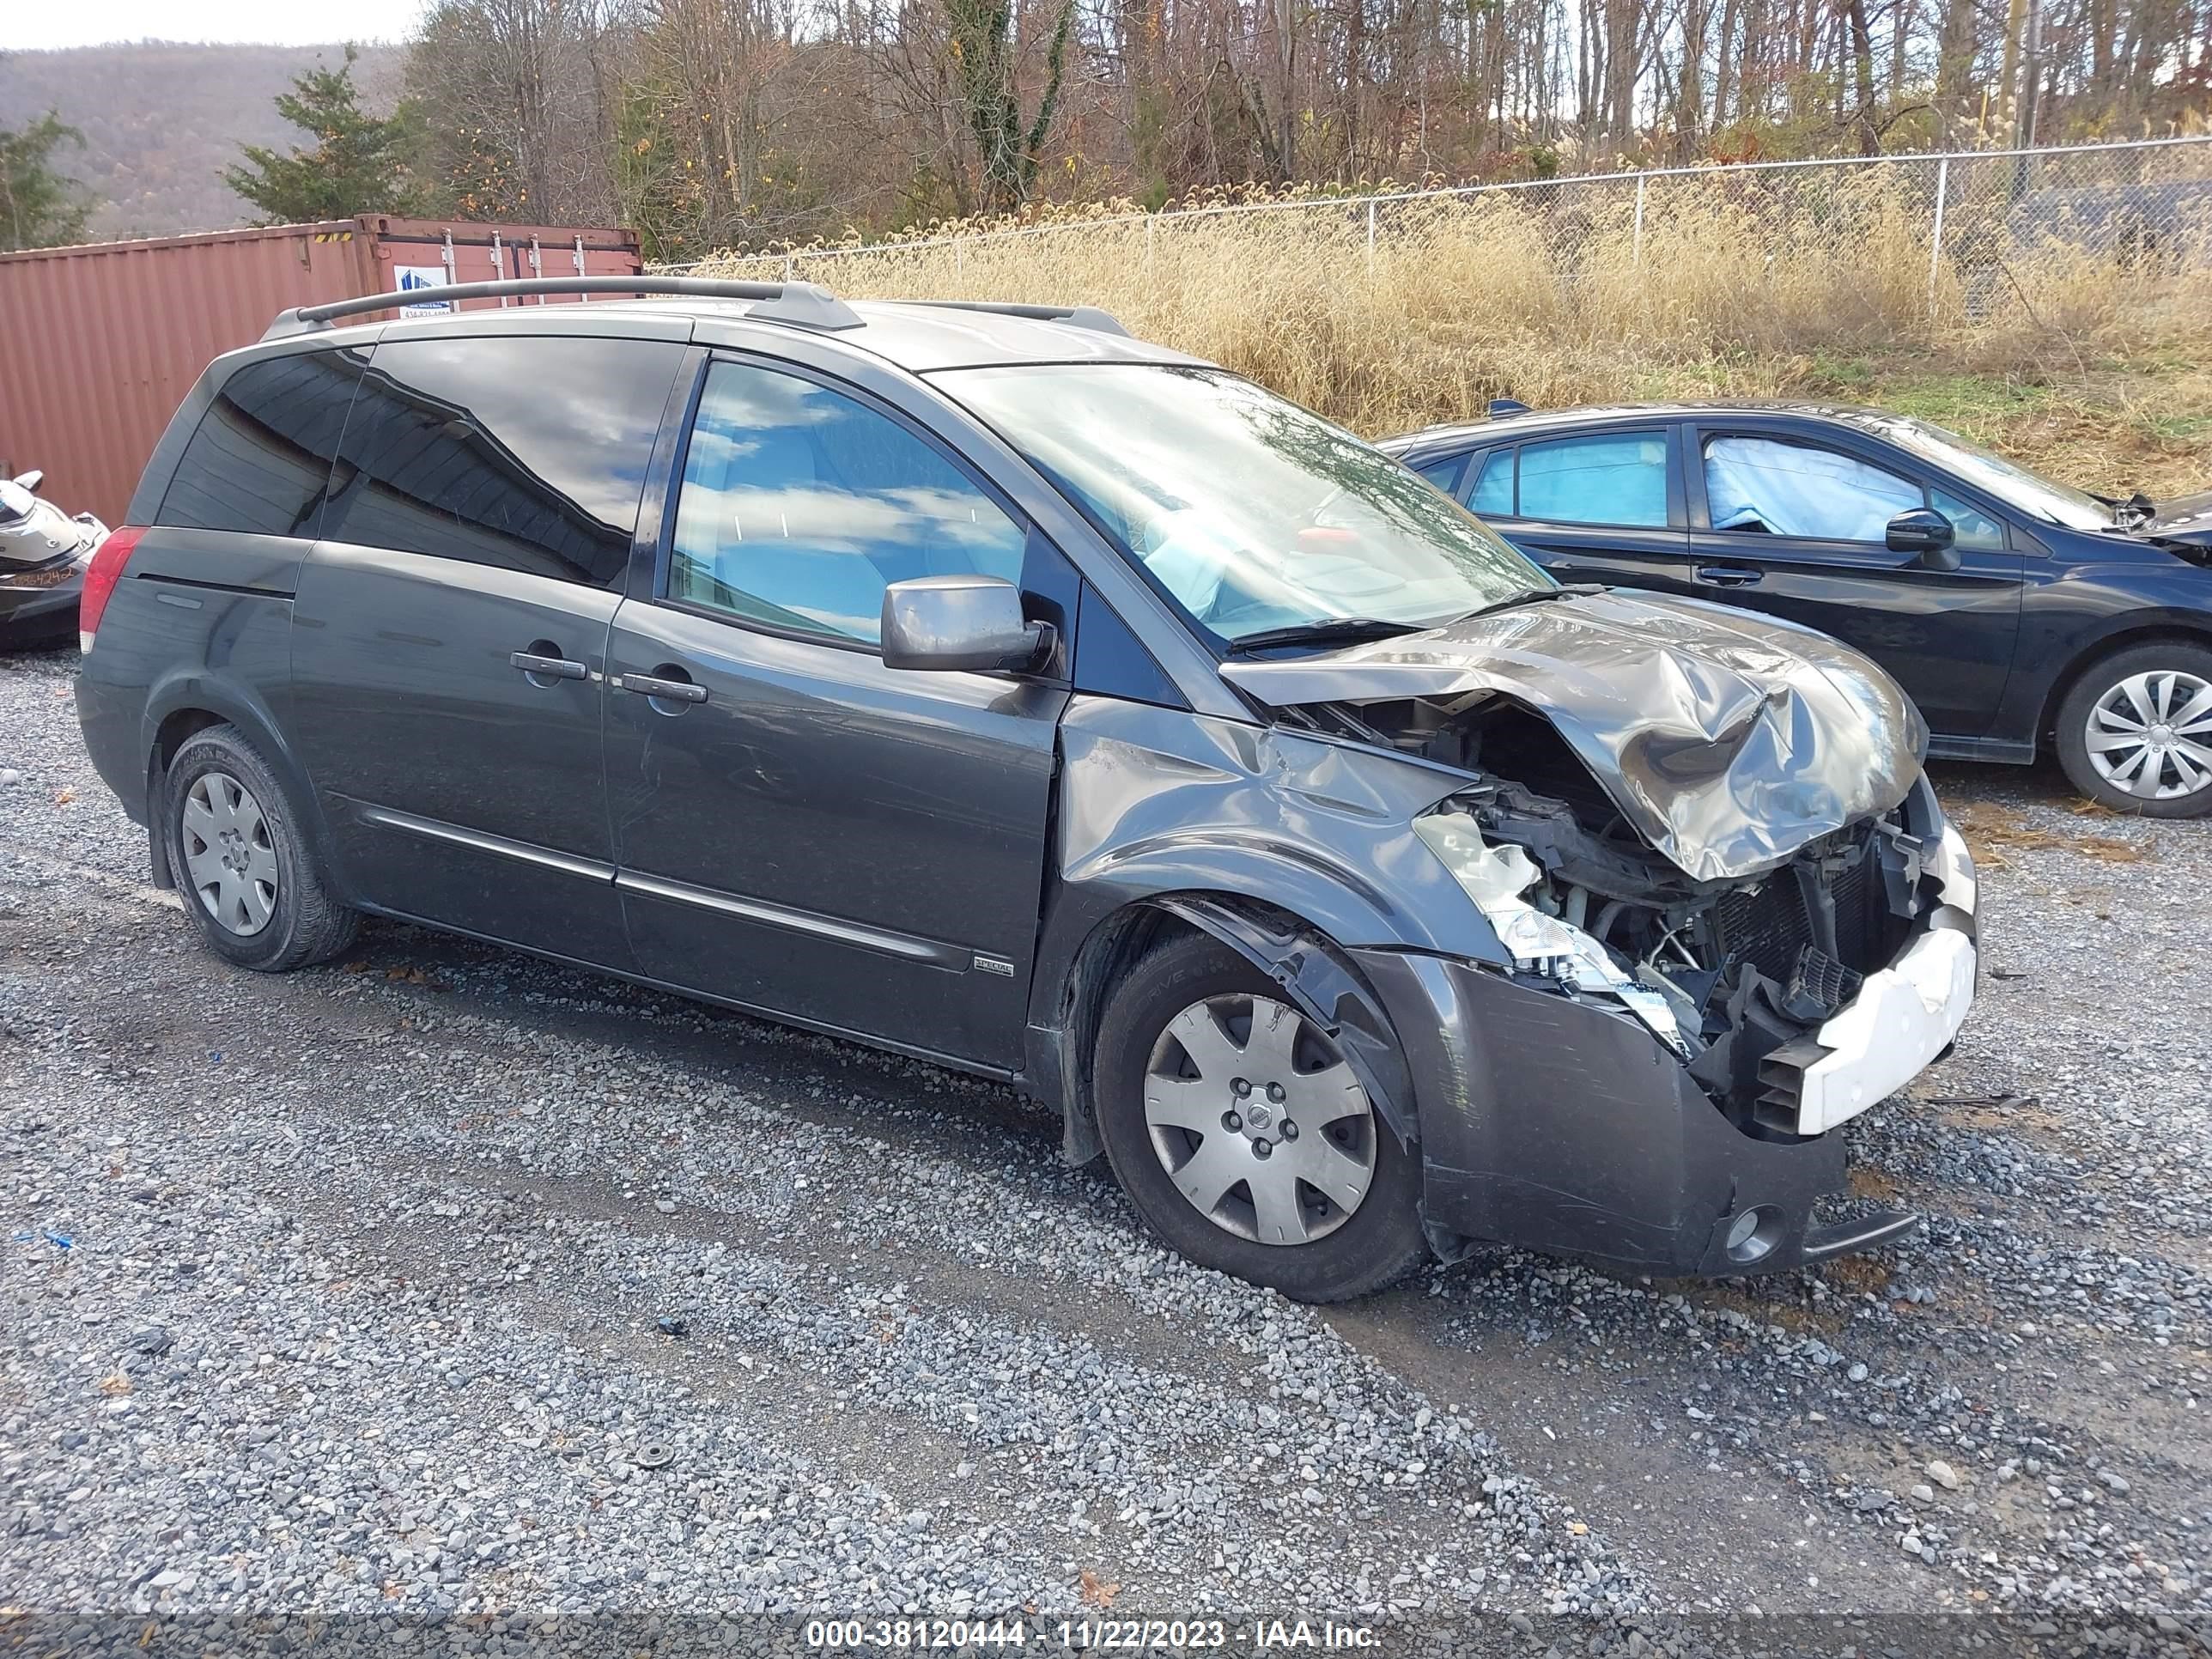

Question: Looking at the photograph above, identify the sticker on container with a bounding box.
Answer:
[397,265,453,314]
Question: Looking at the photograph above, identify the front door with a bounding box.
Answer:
[289,331,688,963]
[603,355,1068,1067]
[1684,427,2025,738]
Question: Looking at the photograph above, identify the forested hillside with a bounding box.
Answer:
[0,43,404,241]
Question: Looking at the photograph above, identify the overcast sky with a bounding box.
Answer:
[13,0,427,49]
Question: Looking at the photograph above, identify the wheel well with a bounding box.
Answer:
[144,710,227,888]
[1050,894,1401,1166]
[153,708,225,775]
[2040,626,2212,743]
[1052,902,1196,1165]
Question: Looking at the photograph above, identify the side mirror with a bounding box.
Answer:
[12,470,43,493]
[880,574,1054,673]
[1887,507,1960,571]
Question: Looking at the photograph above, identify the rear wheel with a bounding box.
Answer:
[162,724,358,971]
[2054,642,2212,817]
[1093,933,1426,1302]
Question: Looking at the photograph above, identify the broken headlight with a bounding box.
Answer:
[1413,807,1690,1056]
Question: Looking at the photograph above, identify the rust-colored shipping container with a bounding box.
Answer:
[0,215,645,526]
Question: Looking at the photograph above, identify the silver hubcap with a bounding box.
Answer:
[1144,994,1376,1246]
[2086,670,2212,799]
[181,770,278,936]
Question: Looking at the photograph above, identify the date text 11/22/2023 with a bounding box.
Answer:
[803,1618,1385,1649]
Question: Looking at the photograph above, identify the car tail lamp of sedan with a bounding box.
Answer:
[77,526,144,653]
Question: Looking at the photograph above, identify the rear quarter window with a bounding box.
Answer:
[156,349,370,537]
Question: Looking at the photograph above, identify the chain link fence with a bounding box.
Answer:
[669,136,2212,328]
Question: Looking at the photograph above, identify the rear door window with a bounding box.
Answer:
[323,335,686,586]
[665,359,1030,648]
[157,349,369,537]
[1516,434,1669,527]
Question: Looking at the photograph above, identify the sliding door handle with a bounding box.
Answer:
[510,650,588,682]
[614,672,708,705]
[1695,565,1764,587]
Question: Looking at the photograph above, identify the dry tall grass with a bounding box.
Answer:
[684,164,2212,489]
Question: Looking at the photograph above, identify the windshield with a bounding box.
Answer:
[933,364,1548,647]
[1848,413,2114,531]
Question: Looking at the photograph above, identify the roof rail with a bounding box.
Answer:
[906,300,1131,337]
[263,276,865,340]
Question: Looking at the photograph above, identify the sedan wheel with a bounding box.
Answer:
[2081,669,2212,801]
[181,769,279,936]
[2057,643,2212,817]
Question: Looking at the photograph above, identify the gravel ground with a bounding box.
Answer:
[3,643,2207,1645]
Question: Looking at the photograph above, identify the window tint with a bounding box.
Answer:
[158,349,368,536]
[322,335,685,586]
[668,361,1029,647]
[1705,436,1921,542]
[1518,434,1668,527]
[1469,450,1515,516]
[1413,455,1464,495]
[1930,485,2007,551]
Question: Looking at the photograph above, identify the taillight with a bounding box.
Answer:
[78,526,144,653]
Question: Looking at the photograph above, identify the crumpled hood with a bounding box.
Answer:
[1219,587,1927,882]
[2140,490,2212,550]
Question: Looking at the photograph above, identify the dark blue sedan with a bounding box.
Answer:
[1382,403,2212,816]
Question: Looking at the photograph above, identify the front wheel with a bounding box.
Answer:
[1092,933,1428,1302]
[2054,642,2212,817]
[162,723,359,971]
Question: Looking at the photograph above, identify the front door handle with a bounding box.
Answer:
[510,650,588,681]
[1695,564,1764,587]
[615,672,708,705]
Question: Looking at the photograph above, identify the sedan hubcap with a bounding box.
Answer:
[2086,671,2212,800]
[181,770,278,936]
[1143,994,1376,1246]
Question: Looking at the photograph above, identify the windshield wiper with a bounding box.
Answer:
[1222,617,1425,656]
[1449,581,1605,623]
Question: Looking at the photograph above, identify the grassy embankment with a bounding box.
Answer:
[693,167,2212,495]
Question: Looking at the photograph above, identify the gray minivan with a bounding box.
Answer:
[76,276,1978,1301]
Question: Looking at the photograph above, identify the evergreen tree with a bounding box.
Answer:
[223,45,431,223]
[0,112,91,252]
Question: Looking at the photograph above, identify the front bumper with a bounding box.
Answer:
[1356,826,1978,1279]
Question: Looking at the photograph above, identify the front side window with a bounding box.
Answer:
[668,361,1029,647]
[158,349,368,537]
[1704,435,1921,542]
[933,364,1545,647]
[324,335,686,586]
[1930,485,2008,551]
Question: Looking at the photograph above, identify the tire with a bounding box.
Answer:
[2053,641,2212,817]
[161,723,358,971]
[1092,932,1428,1303]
